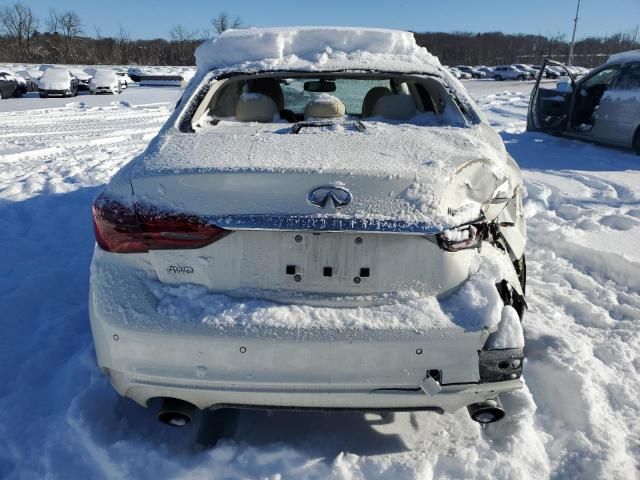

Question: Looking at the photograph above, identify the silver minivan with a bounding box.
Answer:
[527,51,640,154]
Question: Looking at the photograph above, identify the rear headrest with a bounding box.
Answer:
[235,93,278,123]
[304,94,346,120]
[247,78,284,111]
[362,86,392,117]
[371,94,417,120]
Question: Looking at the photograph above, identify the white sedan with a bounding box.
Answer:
[89,69,122,94]
[89,27,527,433]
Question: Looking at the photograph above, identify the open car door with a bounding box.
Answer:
[527,59,575,132]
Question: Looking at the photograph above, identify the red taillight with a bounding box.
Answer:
[92,193,230,253]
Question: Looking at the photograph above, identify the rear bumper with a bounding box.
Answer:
[105,366,522,413]
[89,245,524,412]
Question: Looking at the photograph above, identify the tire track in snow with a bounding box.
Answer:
[0,103,169,201]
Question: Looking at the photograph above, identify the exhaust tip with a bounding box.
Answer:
[157,398,195,427]
[467,399,505,424]
[158,410,192,427]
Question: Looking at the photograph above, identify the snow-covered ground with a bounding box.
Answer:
[1,80,639,479]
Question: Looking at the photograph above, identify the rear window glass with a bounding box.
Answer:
[189,73,469,130]
[281,79,391,115]
[613,63,640,91]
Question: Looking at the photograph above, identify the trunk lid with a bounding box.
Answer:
[130,123,505,228]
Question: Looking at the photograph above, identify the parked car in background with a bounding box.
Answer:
[448,67,472,79]
[476,66,494,76]
[532,65,560,79]
[0,72,18,99]
[0,70,27,95]
[18,69,43,89]
[38,68,79,98]
[113,70,133,89]
[69,68,92,90]
[89,69,122,94]
[492,66,530,81]
[455,65,486,79]
[528,52,640,153]
[127,67,143,82]
[90,27,527,432]
[513,64,537,78]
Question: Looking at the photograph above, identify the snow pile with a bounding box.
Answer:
[195,27,442,74]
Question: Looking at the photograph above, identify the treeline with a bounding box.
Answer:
[1,2,638,67]
[414,31,640,67]
[0,3,239,65]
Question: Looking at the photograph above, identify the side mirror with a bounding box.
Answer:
[556,80,573,94]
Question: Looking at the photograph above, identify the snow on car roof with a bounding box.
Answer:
[195,27,442,74]
[92,69,117,79]
[607,49,640,64]
[41,68,71,79]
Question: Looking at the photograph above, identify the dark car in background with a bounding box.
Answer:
[528,52,640,154]
[0,72,18,99]
[455,65,487,79]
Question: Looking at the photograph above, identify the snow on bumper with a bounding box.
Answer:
[89,245,523,412]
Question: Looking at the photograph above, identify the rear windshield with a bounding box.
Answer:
[189,73,468,130]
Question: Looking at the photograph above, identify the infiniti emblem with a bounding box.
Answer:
[307,185,352,209]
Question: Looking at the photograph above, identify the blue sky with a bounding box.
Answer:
[20,0,640,40]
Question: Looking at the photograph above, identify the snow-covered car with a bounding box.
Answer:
[448,67,472,79]
[17,68,43,89]
[476,66,494,75]
[38,68,79,98]
[0,72,18,99]
[89,69,122,94]
[90,27,527,430]
[528,52,640,153]
[512,64,537,78]
[532,65,560,79]
[455,65,486,79]
[492,66,530,81]
[114,71,133,89]
[0,70,28,95]
[69,67,92,90]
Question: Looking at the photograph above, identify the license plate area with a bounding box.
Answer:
[282,232,374,288]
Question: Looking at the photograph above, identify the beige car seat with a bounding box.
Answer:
[246,78,285,111]
[304,94,346,120]
[235,93,278,122]
[371,94,417,120]
[361,86,392,117]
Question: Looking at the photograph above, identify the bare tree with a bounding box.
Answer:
[211,12,241,34]
[46,9,82,61]
[170,24,197,64]
[59,11,82,61]
[116,24,130,64]
[46,8,60,33]
[0,3,38,59]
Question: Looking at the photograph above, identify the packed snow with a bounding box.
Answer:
[1,79,639,479]
[146,251,510,333]
[195,27,442,74]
